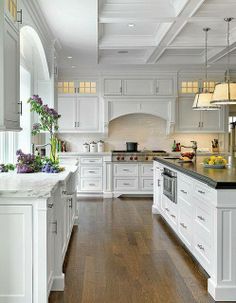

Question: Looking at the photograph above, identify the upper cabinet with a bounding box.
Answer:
[104,79,122,96]
[58,80,97,96]
[176,97,226,133]
[123,79,155,96]
[103,77,174,97]
[0,0,21,131]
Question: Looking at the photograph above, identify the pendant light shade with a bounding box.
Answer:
[211,18,236,105]
[211,82,236,105]
[192,92,220,110]
[192,28,220,110]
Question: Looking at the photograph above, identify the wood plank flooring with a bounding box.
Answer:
[49,197,223,303]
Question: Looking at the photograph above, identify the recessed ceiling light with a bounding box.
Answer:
[67,56,72,59]
[71,65,76,68]
[128,23,135,28]
[118,50,129,54]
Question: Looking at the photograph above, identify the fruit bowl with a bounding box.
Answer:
[203,156,227,169]
[180,152,195,160]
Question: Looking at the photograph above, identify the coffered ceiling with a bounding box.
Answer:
[37,0,236,71]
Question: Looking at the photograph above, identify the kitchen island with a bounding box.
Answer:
[153,156,236,302]
[0,166,78,303]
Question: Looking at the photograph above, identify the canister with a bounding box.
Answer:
[89,141,97,153]
[97,140,104,152]
[83,142,90,153]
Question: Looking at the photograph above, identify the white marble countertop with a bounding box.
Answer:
[0,166,78,199]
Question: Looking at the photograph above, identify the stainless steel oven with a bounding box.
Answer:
[162,168,177,203]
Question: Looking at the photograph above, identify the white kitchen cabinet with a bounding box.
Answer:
[0,205,32,303]
[0,13,21,131]
[77,97,98,131]
[156,79,173,96]
[58,96,99,132]
[152,162,163,214]
[47,199,56,293]
[58,96,76,131]
[123,79,155,96]
[104,79,122,96]
[177,97,225,133]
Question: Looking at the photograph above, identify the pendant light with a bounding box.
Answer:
[211,18,236,105]
[192,28,220,110]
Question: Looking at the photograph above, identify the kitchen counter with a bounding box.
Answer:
[155,155,236,189]
[0,165,78,198]
[59,152,112,156]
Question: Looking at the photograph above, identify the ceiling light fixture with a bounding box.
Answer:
[71,65,76,68]
[67,56,72,59]
[128,23,135,28]
[192,28,220,110]
[211,18,236,105]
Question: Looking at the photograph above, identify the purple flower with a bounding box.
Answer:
[32,123,41,131]
[32,95,39,100]
[36,98,43,105]
[16,149,23,156]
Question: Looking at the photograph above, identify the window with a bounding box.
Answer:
[58,81,75,94]
[78,81,96,94]
[181,81,199,94]
[6,0,17,20]
[203,81,216,93]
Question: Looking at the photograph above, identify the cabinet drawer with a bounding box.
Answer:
[81,166,102,178]
[193,233,211,273]
[195,200,212,234]
[80,157,103,165]
[164,198,177,226]
[80,179,102,192]
[140,178,153,191]
[114,178,138,191]
[178,196,192,215]
[113,164,138,176]
[140,164,154,176]
[178,208,192,247]
[178,178,192,201]
[194,183,214,202]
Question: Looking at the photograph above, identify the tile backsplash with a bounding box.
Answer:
[58,114,225,152]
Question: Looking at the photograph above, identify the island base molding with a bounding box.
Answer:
[208,279,236,301]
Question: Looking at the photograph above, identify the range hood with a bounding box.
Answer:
[104,98,176,135]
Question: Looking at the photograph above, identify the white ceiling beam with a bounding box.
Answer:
[146,0,207,64]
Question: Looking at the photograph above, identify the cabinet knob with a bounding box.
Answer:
[180,189,187,194]
[180,222,187,229]
[197,244,205,251]
[48,203,54,209]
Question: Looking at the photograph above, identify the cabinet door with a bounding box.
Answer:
[4,20,20,129]
[104,79,122,96]
[156,79,173,96]
[77,97,99,131]
[177,98,201,132]
[124,79,155,96]
[47,204,55,293]
[58,96,77,131]
[201,109,225,132]
[0,205,32,303]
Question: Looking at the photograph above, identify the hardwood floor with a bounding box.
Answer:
[49,197,222,303]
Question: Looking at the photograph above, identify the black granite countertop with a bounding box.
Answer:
[155,156,236,189]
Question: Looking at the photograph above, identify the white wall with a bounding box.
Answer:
[58,113,224,152]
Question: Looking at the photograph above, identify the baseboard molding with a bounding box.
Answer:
[52,274,65,291]
[208,278,236,301]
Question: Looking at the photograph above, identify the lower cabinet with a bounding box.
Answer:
[0,205,32,303]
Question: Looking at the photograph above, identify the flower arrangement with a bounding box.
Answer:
[28,95,61,164]
[16,149,42,173]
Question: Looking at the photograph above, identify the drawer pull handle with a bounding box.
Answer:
[123,183,130,186]
[52,221,57,234]
[88,171,96,173]
[123,169,130,172]
[198,190,205,195]
[197,244,205,251]
[62,190,67,195]
[157,180,161,187]
[180,189,187,194]
[171,214,176,218]
[180,222,187,229]
[151,183,153,186]
[48,203,54,209]
[89,160,95,163]
[165,208,169,212]
[197,215,205,221]
[68,198,73,208]
[89,183,96,186]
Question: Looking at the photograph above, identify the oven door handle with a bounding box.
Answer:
[161,173,177,180]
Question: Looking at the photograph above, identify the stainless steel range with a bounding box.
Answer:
[112,150,169,162]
